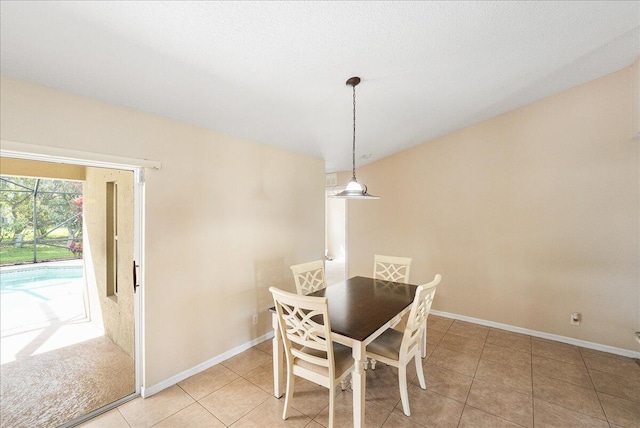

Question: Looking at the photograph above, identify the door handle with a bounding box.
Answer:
[133,260,139,293]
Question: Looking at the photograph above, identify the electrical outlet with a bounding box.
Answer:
[252,314,258,325]
[570,312,581,325]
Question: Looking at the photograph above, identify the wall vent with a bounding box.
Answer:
[325,173,337,187]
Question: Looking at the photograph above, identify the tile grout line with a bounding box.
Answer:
[100,318,637,428]
[416,322,633,427]
[466,325,533,427]
[579,347,611,425]
[529,334,535,428]
[116,407,133,428]
[454,330,478,427]
[189,399,227,428]
[532,367,614,425]
[146,384,195,428]
[482,327,532,427]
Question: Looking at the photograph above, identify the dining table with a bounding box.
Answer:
[271,276,423,427]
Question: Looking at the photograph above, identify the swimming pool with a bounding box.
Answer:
[0,264,85,334]
[1,266,83,290]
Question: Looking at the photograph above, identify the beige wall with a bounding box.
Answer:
[0,77,325,387]
[347,62,640,352]
[0,157,86,180]
[84,167,136,358]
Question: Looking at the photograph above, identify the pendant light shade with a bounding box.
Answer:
[331,77,380,200]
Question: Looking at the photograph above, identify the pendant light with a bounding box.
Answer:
[331,77,380,199]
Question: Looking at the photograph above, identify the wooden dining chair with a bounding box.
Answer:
[373,254,412,283]
[365,274,441,416]
[368,254,414,370]
[269,286,354,428]
[290,260,326,295]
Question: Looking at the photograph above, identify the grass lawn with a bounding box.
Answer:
[0,245,78,265]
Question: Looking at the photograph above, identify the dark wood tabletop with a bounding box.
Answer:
[308,276,418,341]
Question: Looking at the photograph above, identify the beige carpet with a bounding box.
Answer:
[0,335,134,428]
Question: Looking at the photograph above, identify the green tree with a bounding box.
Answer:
[34,180,83,239]
[0,176,82,245]
[0,177,34,241]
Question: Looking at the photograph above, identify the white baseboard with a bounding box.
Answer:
[142,311,639,399]
[141,330,275,398]
[430,310,640,359]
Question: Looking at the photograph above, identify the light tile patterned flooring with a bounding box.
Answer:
[80,315,640,427]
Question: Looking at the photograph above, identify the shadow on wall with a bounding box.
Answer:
[253,257,287,336]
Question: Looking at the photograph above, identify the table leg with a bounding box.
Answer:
[272,313,284,398]
[352,341,366,428]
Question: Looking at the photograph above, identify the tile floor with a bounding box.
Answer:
[80,315,640,427]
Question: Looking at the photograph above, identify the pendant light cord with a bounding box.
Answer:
[331,76,378,199]
[352,83,357,180]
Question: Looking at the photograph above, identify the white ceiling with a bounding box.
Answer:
[1,1,638,172]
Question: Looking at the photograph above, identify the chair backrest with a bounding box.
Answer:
[401,274,441,358]
[373,255,412,283]
[269,286,336,380]
[290,260,326,295]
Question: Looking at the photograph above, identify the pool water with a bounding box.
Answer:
[1,267,83,290]
[0,266,85,334]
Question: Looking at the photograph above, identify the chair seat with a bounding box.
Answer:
[367,328,403,361]
[365,275,441,417]
[270,285,351,428]
[296,342,354,377]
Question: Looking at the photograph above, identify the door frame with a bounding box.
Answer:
[1,139,160,420]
